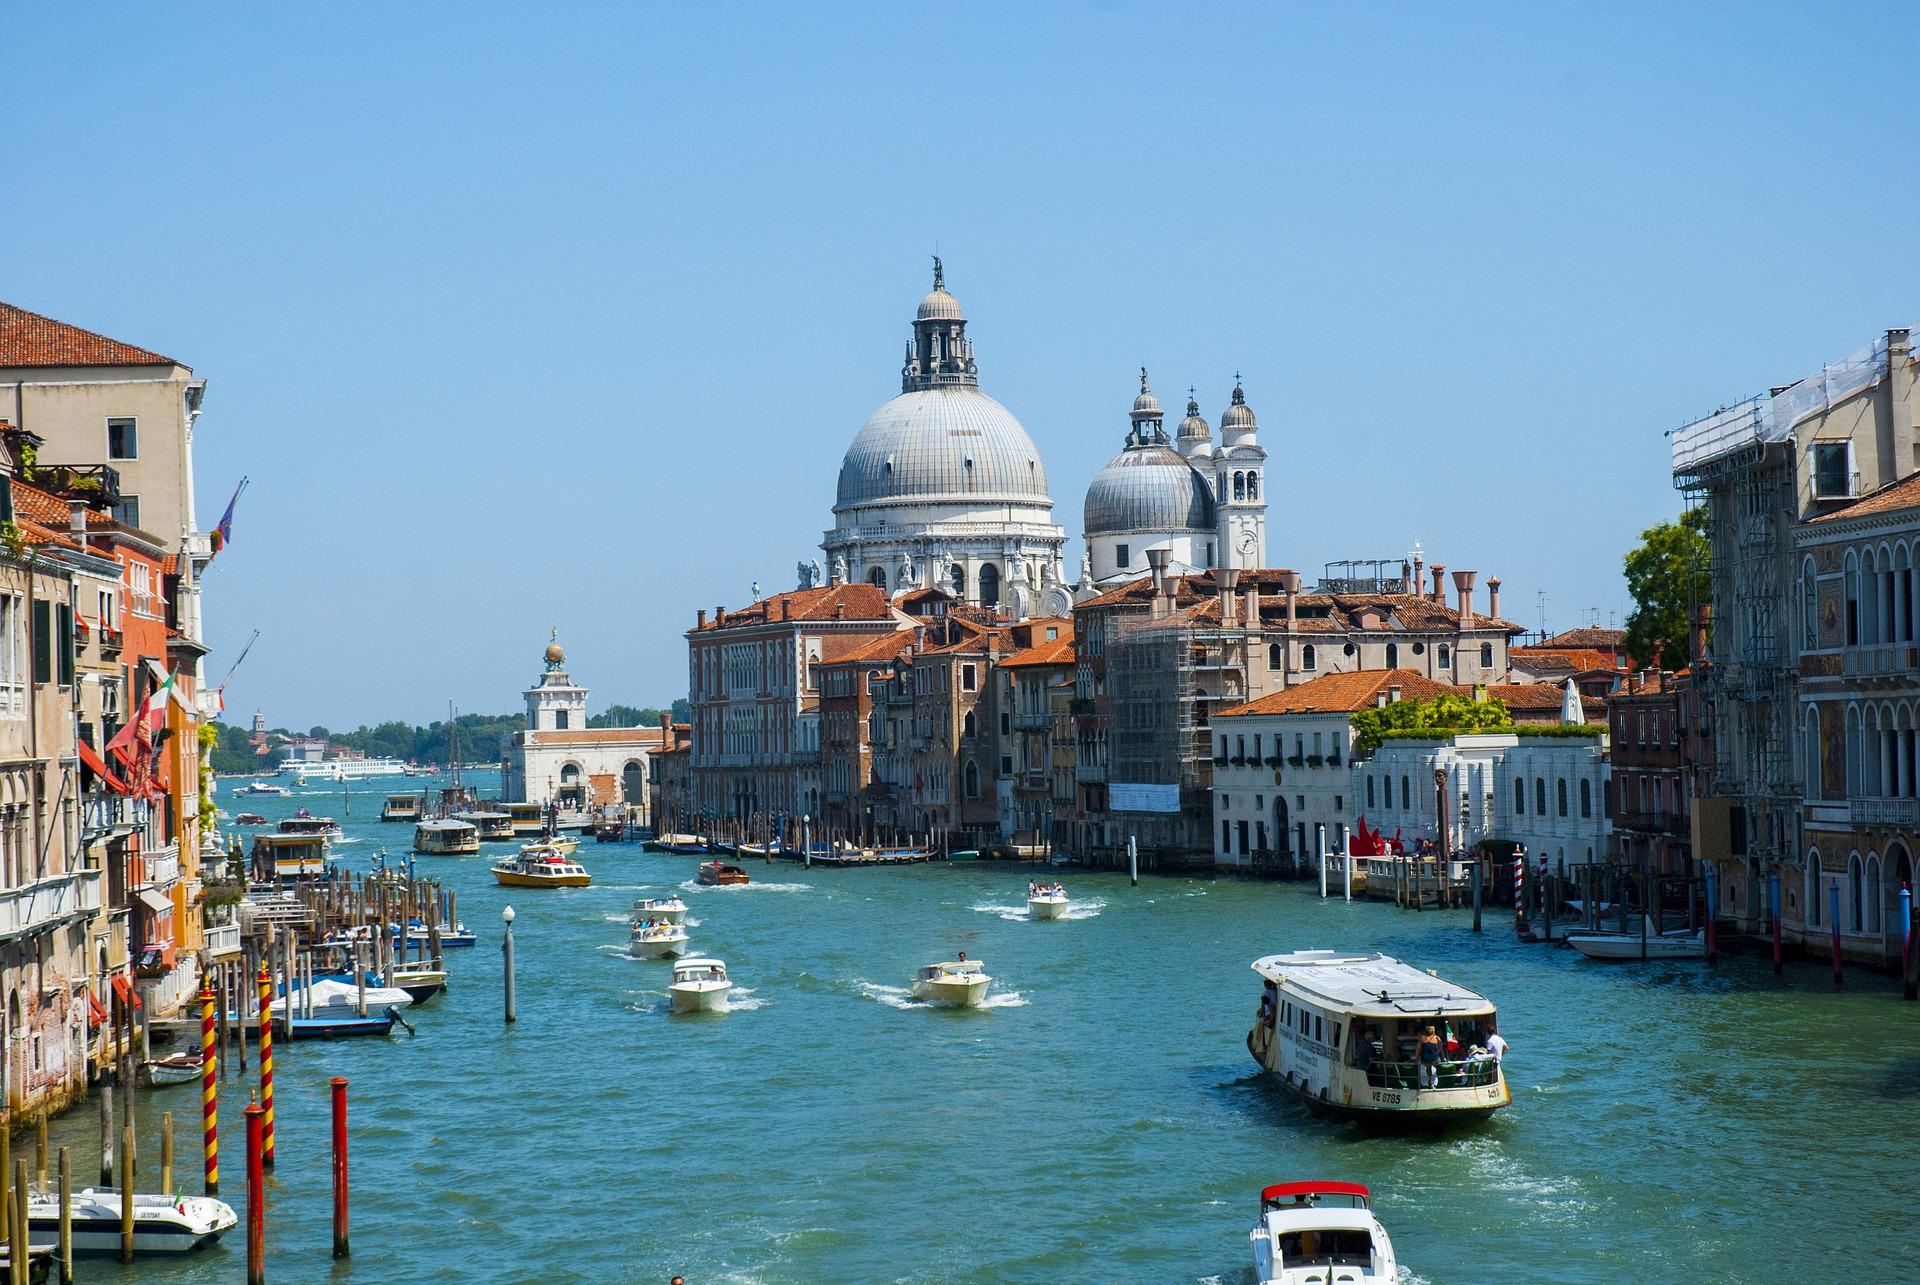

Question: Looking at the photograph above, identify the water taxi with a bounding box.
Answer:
[491,846,591,888]
[910,959,991,1006]
[236,781,289,796]
[648,833,708,854]
[381,794,423,822]
[697,861,750,886]
[234,812,267,826]
[29,1188,238,1256]
[632,896,689,926]
[668,958,732,1012]
[453,810,515,842]
[1247,950,1509,1119]
[520,834,579,858]
[1250,1182,1398,1285]
[1566,926,1707,961]
[413,819,480,855]
[1027,884,1068,920]
[277,811,343,840]
[630,921,691,959]
[250,833,332,882]
[498,802,548,837]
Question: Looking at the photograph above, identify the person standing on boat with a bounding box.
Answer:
[1417,1025,1442,1089]
[1485,1025,1508,1063]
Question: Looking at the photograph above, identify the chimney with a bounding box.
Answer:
[1275,569,1300,632]
[69,501,86,544]
[1388,684,1402,703]
[1430,564,1446,601]
[832,604,845,620]
[1244,583,1261,633]
[1400,560,1413,594]
[1411,551,1423,596]
[696,609,707,629]
[1217,567,1241,625]
[1146,547,1172,600]
[1487,577,1502,622]
[1451,569,1478,630]
[1691,604,1711,666]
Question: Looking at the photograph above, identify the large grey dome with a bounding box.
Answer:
[1084,444,1216,536]
[835,387,1052,511]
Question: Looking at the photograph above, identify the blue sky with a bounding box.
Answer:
[7,5,1915,729]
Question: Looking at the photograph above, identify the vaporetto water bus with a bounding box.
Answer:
[1247,950,1509,1120]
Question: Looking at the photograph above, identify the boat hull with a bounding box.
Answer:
[913,978,990,1007]
[1567,929,1707,961]
[492,869,591,888]
[631,935,689,959]
[30,1192,237,1255]
[1027,896,1068,920]
[669,983,730,1013]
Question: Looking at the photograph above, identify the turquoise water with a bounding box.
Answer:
[53,774,1920,1282]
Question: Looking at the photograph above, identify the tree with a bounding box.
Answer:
[1623,509,1708,670]
[1350,694,1514,757]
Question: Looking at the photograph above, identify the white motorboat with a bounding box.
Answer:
[141,1050,206,1088]
[1250,1181,1398,1285]
[1027,891,1068,920]
[669,958,732,1012]
[910,959,991,1007]
[284,977,415,1015]
[29,1187,237,1255]
[1566,927,1708,962]
[630,922,691,959]
[631,896,689,926]
[236,781,288,796]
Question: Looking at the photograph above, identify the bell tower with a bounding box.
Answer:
[901,256,978,392]
[525,631,590,732]
[1215,379,1267,570]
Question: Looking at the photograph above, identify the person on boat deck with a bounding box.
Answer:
[1028,880,1039,897]
[1417,1025,1443,1089]
[1051,881,1064,896]
[1485,1024,1508,1063]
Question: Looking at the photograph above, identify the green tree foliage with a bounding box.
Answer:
[1349,694,1514,757]
[587,699,692,729]
[1623,508,1709,670]
[209,720,270,775]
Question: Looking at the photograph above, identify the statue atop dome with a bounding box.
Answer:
[544,627,565,671]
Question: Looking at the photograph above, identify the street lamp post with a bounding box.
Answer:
[501,906,517,1024]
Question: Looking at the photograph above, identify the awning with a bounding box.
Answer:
[76,739,130,794]
[109,974,143,1011]
[136,888,174,916]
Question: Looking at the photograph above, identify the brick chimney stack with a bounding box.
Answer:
[696,609,707,629]
[1217,567,1241,625]
[1487,577,1502,622]
[1146,548,1173,615]
[1452,569,1478,629]
[1430,564,1447,602]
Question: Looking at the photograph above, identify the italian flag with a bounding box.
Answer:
[105,672,176,758]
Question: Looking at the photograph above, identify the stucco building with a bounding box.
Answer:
[499,637,667,819]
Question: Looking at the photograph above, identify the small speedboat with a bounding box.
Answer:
[141,1050,205,1088]
[522,834,580,858]
[630,922,691,959]
[233,812,267,826]
[668,958,732,1013]
[1027,888,1069,920]
[318,967,446,1005]
[910,959,991,1007]
[1250,1181,1398,1284]
[236,782,288,796]
[1566,927,1708,961]
[285,977,415,1014]
[697,861,749,886]
[391,917,477,949]
[631,896,689,926]
[492,847,591,888]
[29,1188,238,1256]
[648,833,708,854]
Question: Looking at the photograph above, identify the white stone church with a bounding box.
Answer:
[498,636,666,819]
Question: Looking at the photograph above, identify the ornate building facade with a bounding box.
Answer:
[499,636,666,818]
[818,262,1071,619]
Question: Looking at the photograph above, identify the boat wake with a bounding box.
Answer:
[726,987,765,1011]
[972,902,1030,921]
[1056,899,1104,921]
[856,982,924,1009]
[977,990,1028,1008]
[972,899,1104,921]
[678,879,813,894]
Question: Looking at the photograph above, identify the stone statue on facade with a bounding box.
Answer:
[898,549,915,586]
[797,559,820,589]
[831,553,847,585]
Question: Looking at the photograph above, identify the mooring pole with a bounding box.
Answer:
[56,1146,71,1285]
[201,986,220,1193]
[244,1104,265,1285]
[1771,871,1783,977]
[1471,857,1482,932]
[331,1077,349,1258]
[257,967,275,1169]
[502,906,517,1023]
[1127,836,1137,887]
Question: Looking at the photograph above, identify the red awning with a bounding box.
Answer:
[77,739,130,794]
[1260,1181,1371,1204]
[109,974,144,1012]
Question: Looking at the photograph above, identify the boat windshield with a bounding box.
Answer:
[1275,1228,1375,1269]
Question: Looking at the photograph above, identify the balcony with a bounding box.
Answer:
[136,845,181,890]
[31,462,122,508]
[83,792,144,840]
[205,920,242,958]
[1852,797,1919,828]
[1613,809,1686,834]
[0,869,104,941]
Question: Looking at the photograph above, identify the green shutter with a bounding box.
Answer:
[30,600,50,684]
[56,603,73,686]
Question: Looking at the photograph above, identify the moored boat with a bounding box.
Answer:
[668,958,732,1012]
[1566,926,1708,961]
[1247,950,1509,1120]
[630,921,691,959]
[648,833,708,854]
[910,959,991,1007]
[28,1188,237,1256]
[277,811,343,840]
[141,1050,205,1088]
[413,819,481,855]
[1250,1181,1398,1285]
[381,794,423,822]
[697,861,749,886]
[631,896,689,926]
[250,833,332,882]
[492,847,591,888]
[452,810,515,842]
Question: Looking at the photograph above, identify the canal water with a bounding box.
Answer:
[54,775,1920,1282]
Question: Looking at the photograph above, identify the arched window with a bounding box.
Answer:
[1897,544,1914,643]
[963,760,980,799]
[1268,642,1282,670]
[1515,777,1525,815]
[1806,851,1823,928]
[1865,853,1882,934]
[1579,779,1591,818]
[1844,550,1860,645]
[1557,779,1568,817]
[1246,473,1259,501]
[1301,644,1316,671]
[978,563,1000,608]
[1848,852,1864,931]
[1385,643,1399,668]
[868,565,887,589]
[560,763,581,784]
[1233,472,1245,501]
[962,710,977,739]
[1535,778,1547,814]
[1480,642,1494,667]
[1846,705,1862,796]
[1862,549,1880,645]
[1802,557,1819,648]
[1804,705,1822,799]
[622,760,645,804]
[948,563,966,596]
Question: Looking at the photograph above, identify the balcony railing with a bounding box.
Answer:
[137,845,181,890]
[205,920,242,958]
[1852,797,1919,827]
[31,462,122,507]
[0,869,104,941]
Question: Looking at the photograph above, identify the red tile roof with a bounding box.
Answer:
[1510,647,1622,674]
[1216,669,1461,718]
[10,480,71,527]
[821,631,918,667]
[1541,626,1626,649]
[0,302,178,368]
[527,727,667,748]
[695,583,894,631]
[1075,571,1524,634]
[1807,470,1920,523]
[997,632,1075,668]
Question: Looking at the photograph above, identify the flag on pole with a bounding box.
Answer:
[105,671,175,758]
[208,477,248,558]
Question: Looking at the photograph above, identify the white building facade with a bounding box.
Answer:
[820,261,1071,618]
[1492,735,1612,868]
[1352,733,1512,855]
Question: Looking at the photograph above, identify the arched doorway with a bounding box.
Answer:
[558,762,585,811]
[949,564,966,597]
[622,760,645,809]
[978,563,1000,608]
[1273,796,1291,865]
[868,566,887,589]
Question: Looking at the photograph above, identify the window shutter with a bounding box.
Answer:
[31,600,50,684]
[56,603,73,685]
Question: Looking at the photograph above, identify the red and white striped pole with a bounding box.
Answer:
[199,987,219,1194]
[256,967,275,1169]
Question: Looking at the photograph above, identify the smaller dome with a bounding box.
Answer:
[1177,392,1211,441]
[917,288,964,322]
[1084,444,1216,536]
[1131,367,1162,417]
[1221,381,1257,433]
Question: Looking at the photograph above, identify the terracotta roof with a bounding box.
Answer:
[10,480,71,527]
[527,727,666,748]
[998,632,1075,668]
[1510,647,1622,674]
[1076,572,1524,635]
[1216,669,1461,718]
[1807,470,1920,523]
[0,302,178,368]
[821,631,917,667]
[1481,682,1563,710]
[1541,626,1626,649]
[695,583,893,631]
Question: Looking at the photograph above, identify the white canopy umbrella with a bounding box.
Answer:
[1560,678,1584,725]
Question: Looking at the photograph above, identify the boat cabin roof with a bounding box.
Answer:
[924,960,984,972]
[1261,1181,1370,1207]
[675,958,725,972]
[253,833,327,850]
[1250,951,1494,1018]
[386,794,421,803]
[416,819,475,832]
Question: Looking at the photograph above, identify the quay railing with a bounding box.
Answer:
[205,920,242,958]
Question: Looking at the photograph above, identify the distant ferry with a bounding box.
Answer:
[1247,950,1509,1120]
[279,757,412,780]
